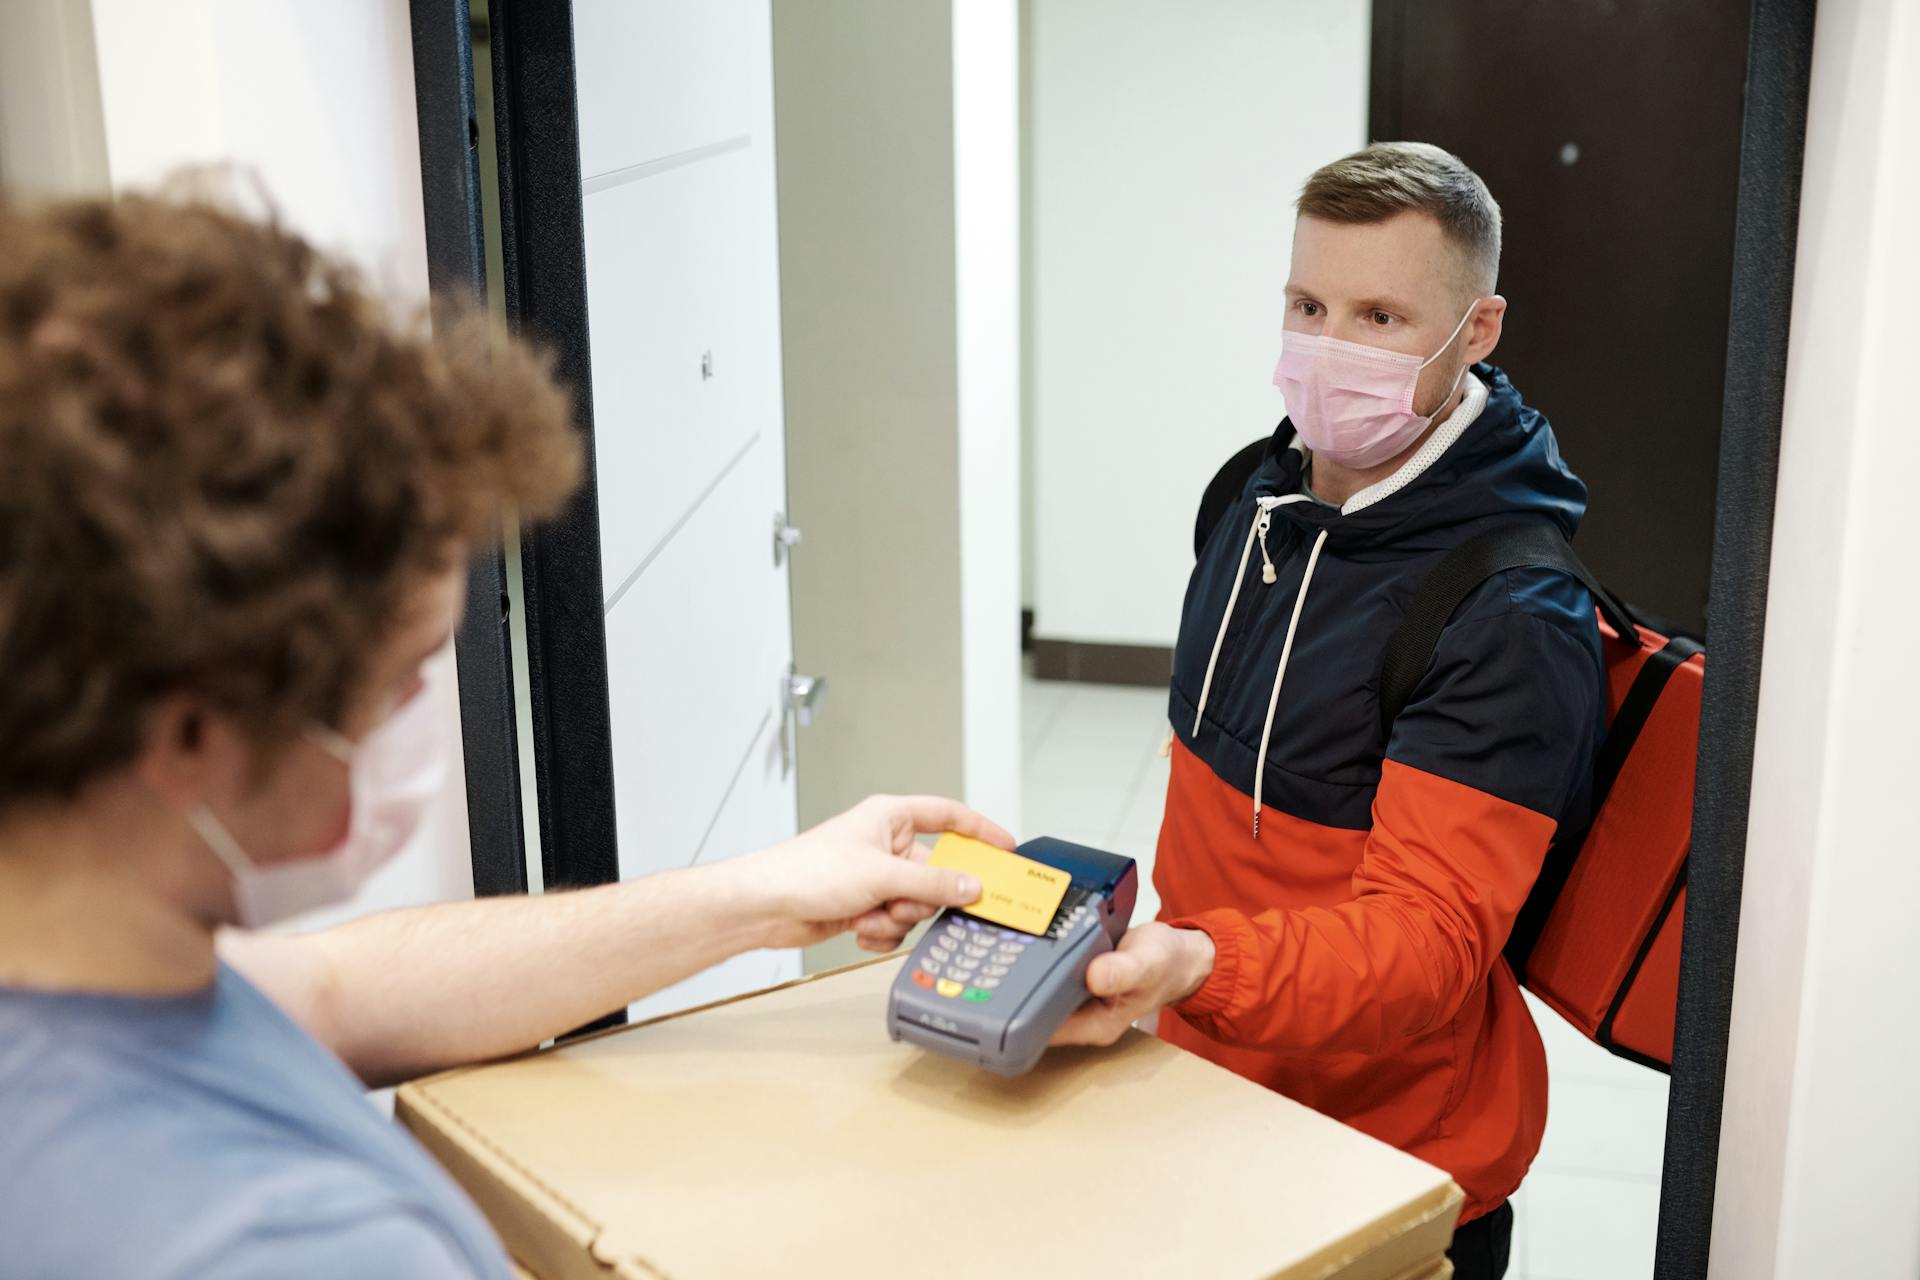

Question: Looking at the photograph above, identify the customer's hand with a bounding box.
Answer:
[1048,921,1216,1047]
[731,796,1013,952]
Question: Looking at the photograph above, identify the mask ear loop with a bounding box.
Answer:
[189,805,256,876]
[304,724,356,766]
[1413,299,1481,419]
[1417,299,1482,371]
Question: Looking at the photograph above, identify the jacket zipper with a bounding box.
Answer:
[1210,497,1303,706]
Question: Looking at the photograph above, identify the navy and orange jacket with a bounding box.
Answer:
[1155,364,1605,1223]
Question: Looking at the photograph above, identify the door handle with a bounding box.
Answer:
[781,665,828,779]
[786,670,828,727]
[773,513,802,567]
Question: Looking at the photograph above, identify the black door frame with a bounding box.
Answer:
[407,0,529,900]
[409,0,623,923]
[1653,3,1817,1275]
[1371,2,1817,1273]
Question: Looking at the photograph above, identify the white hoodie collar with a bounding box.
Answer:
[1294,371,1490,515]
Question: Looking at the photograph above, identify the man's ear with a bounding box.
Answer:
[1466,295,1507,365]
[133,694,232,810]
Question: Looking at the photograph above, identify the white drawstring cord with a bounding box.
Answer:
[1192,495,1309,736]
[1258,508,1278,584]
[1252,526,1329,838]
[1191,502,1264,736]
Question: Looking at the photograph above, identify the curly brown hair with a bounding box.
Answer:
[0,193,582,809]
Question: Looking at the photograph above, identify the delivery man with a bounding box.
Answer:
[1051,143,1607,1279]
[0,193,1006,1280]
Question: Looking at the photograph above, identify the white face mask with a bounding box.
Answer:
[190,680,446,928]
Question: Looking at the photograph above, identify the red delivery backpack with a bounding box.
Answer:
[1378,522,1700,1070]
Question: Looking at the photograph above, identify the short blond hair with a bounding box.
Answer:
[1297,141,1502,297]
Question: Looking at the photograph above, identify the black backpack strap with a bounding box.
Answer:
[1377,523,1636,738]
[1194,436,1274,559]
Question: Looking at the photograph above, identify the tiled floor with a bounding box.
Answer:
[1022,675,1667,1280]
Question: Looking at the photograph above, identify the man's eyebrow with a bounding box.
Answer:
[1284,286,1421,315]
[1352,294,1415,314]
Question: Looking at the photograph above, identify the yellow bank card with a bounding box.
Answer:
[927,833,1071,936]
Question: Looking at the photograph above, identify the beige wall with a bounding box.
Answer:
[1018,0,1039,612]
[775,0,965,845]
[776,0,1034,974]
[0,0,110,197]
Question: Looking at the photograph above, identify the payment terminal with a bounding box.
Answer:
[887,837,1138,1076]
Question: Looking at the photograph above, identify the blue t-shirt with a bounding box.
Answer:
[0,962,515,1279]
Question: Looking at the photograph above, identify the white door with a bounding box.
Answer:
[572,0,804,1020]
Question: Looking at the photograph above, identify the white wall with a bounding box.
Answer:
[89,1,432,303]
[1709,1,1920,1273]
[1026,1,1369,649]
[85,0,473,925]
[953,0,1024,833]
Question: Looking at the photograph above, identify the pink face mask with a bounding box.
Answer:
[190,677,447,928]
[1272,302,1479,470]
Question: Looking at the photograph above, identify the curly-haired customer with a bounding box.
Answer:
[0,193,1004,1280]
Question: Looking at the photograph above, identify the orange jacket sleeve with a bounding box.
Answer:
[1168,759,1557,1055]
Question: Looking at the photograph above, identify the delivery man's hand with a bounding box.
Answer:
[732,796,1012,952]
[1048,922,1217,1047]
